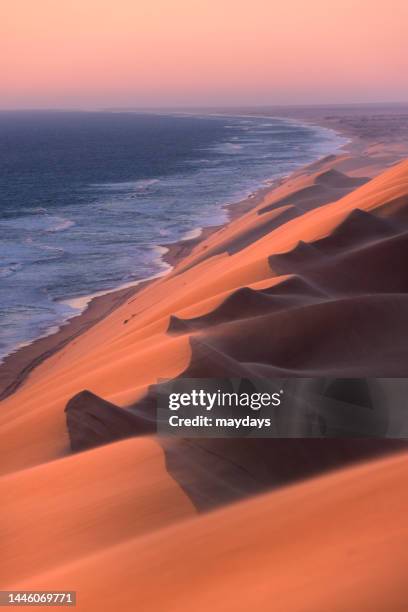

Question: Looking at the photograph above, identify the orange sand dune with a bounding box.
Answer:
[2,119,408,609]
[16,452,408,612]
[0,437,194,586]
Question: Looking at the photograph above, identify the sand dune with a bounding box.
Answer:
[0,437,194,586]
[128,158,408,507]
[2,116,408,609]
[16,453,408,612]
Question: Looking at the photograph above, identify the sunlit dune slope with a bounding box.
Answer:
[0,437,195,586]
[16,452,408,612]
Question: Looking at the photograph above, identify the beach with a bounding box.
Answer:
[2,104,408,609]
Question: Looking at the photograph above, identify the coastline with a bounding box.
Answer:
[0,166,291,399]
[1,104,405,400]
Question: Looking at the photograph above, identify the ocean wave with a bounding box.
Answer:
[29,242,65,254]
[185,158,213,165]
[46,217,75,232]
[214,142,244,154]
[134,179,160,191]
[0,214,75,233]
[0,263,23,278]
[181,227,202,241]
[90,178,160,192]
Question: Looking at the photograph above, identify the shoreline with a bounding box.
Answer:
[0,112,370,400]
[0,167,289,400]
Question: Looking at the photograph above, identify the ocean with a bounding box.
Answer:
[0,111,346,361]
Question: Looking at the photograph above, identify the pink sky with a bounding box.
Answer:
[1,0,408,108]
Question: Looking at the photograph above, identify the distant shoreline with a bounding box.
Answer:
[0,107,388,399]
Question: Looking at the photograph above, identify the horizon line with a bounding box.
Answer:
[1,100,408,113]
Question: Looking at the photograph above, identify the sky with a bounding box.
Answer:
[1,0,408,109]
